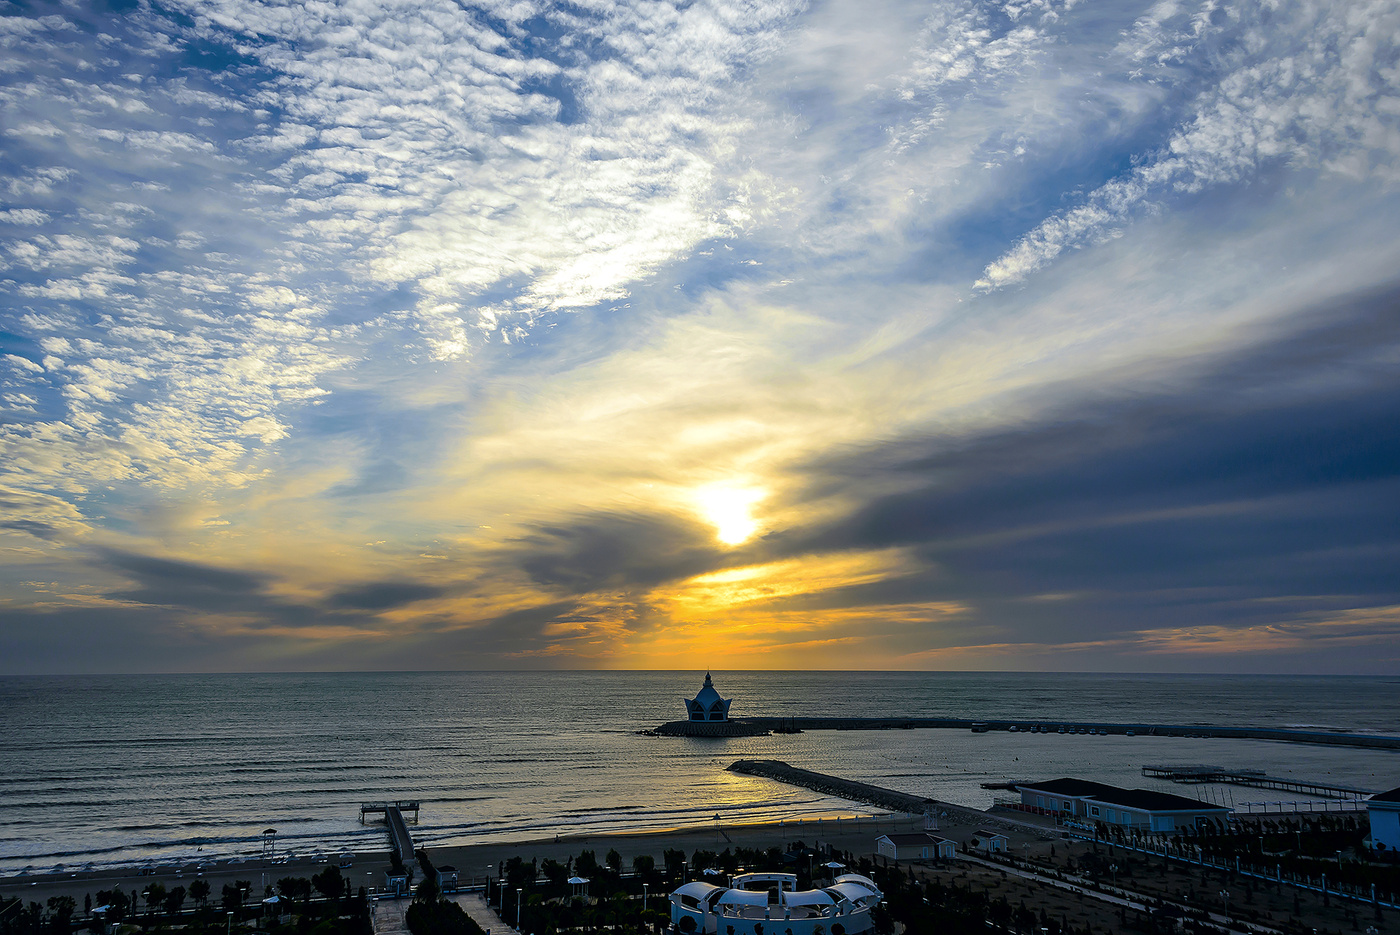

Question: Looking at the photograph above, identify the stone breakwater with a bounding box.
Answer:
[650,717,1400,750]
[725,758,1001,830]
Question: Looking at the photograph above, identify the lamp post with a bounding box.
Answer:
[516,888,523,930]
[642,883,648,913]
[1219,889,1229,919]
[226,910,234,935]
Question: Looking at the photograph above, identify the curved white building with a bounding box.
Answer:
[670,872,882,935]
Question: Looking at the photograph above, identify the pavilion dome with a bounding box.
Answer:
[684,673,732,722]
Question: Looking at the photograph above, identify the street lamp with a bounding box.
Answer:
[642,883,648,912]
[226,910,234,935]
[1109,864,1117,886]
[516,888,523,930]
[1219,889,1230,918]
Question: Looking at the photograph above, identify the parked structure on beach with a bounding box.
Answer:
[1367,786,1400,851]
[670,872,882,935]
[1014,778,1231,831]
[685,673,732,722]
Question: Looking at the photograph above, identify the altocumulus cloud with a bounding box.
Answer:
[1,0,1399,672]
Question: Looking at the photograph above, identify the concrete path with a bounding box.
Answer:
[452,892,521,935]
[370,897,411,935]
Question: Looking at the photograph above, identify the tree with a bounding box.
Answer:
[46,896,75,935]
[144,883,166,917]
[415,876,440,905]
[163,886,186,917]
[505,856,534,889]
[663,850,686,881]
[189,879,210,909]
[606,850,622,874]
[313,866,345,903]
[575,851,600,879]
[632,855,655,883]
[221,884,243,912]
[541,860,567,887]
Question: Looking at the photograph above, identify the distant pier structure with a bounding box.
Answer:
[647,711,1400,750]
[1141,765,1376,799]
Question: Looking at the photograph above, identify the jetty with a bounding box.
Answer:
[1141,765,1376,799]
[360,801,419,861]
[727,759,996,828]
[651,717,1400,751]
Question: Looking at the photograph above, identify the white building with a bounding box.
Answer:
[876,833,956,861]
[685,673,732,723]
[972,829,1009,854]
[1367,787,1400,852]
[1079,788,1230,832]
[1015,778,1230,832]
[670,872,881,935]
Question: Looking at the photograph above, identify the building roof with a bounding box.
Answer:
[695,673,724,702]
[880,833,940,845]
[1368,786,1400,804]
[827,881,881,904]
[974,828,1009,839]
[1087,788,1230,812]
[1016,777,1123,798]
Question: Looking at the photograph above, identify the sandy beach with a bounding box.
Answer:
[0,809,992,910]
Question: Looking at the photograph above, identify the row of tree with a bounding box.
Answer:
[0,866,368,935]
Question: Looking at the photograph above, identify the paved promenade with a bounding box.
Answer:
[452,892,520,935]
[372,893,518,935]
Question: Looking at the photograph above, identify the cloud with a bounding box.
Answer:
[976,0,1400,289]
[2,0,1400,673]
[326,580,445,611]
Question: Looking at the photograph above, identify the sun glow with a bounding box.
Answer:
[693,483,765,545]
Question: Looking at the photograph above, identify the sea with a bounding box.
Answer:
[2,671,1398,877]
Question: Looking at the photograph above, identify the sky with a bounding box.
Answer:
[2,0,1399,674]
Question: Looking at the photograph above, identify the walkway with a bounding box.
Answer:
[371,898,411,935]
[451,892,521,935]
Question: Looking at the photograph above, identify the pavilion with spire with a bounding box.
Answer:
[684,673,732,722]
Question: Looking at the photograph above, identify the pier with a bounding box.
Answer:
[727,758,1007,830]
[650,717,1400,751]
[1141,765,1376,799]
[360,801,420,861]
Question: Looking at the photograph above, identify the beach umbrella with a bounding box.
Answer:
[824,861,846,870]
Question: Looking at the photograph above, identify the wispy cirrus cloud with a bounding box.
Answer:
[976,0,1400,289]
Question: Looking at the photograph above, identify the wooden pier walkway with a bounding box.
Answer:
[1141,765,1376,798]
[360,801,420,861]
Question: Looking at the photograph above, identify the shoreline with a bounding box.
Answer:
[0,810,951,909]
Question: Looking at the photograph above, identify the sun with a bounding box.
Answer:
[693,483,765,546]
